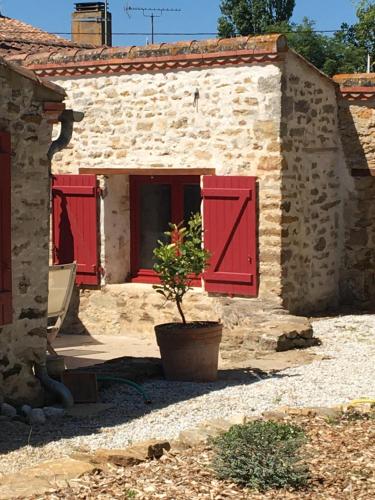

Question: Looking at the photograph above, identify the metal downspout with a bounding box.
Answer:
[35,364,74,409]
[47,110,84,161]
[35,109,84,408]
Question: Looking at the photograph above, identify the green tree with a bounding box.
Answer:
[355,0,375,69]
[218,0,374,76]
[267,18,368,75]
[217,0,295,37]
[323,23,368,75]
[280,18,328,70]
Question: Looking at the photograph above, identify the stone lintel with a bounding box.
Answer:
[78,167,216,176]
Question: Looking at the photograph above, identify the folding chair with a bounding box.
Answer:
[47,262,77,355]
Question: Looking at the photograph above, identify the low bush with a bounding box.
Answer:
[211,420,309,491]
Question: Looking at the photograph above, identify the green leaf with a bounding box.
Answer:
[152,212,210,323]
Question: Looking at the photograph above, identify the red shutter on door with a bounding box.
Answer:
[52,174,100,286]
[0,132,12,325]
[202,176,257,297]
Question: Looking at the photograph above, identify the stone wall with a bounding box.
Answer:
[338,96,375,304]
[0,63,62,405]
[51,63,285,298]
[279,52,347,314]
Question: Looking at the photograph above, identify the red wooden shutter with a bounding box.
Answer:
[202,176,257,296]
[52,174,100,286]
[0,132,12,325]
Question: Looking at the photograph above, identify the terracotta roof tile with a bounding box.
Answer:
[0,56,65,96]
[0,14,92,58]
[333,73,375,100]
[19,33,287,68]
[333,73,375,88]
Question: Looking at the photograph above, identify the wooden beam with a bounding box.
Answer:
[352,168,375,177]
[78,167,216,176]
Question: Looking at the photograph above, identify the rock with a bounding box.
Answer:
[29,408,46,425]
[128,440,171,460]
[74,440,171,467]
[310,407,342,418]
[21,404,32,418]
[43,406,65,419]
[343,401,374,413]
[65,403,113,418]
[293,338,309,348]
[199,418,233,436]
[178,428,212,447]
[257,317,315,353]
[262,406,342,420]
[262,410,289,421]
[0,459,95,500]
[177,415,256,448]
[1,403,17,418]
[226,414,249,426]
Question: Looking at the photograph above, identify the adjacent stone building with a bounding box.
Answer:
[0,57,66,404]
[334,73,375,306]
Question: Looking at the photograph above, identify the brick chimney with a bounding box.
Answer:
[72,2,112,46]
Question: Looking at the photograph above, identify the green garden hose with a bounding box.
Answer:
[97,375,152,404]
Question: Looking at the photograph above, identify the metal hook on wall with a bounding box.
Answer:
[193,88,200,112]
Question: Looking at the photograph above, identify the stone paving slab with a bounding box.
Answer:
[0,458,95,499]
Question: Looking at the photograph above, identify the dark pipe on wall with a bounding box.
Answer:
[48,110,84,161]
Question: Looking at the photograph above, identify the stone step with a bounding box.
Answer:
[62,285,317,362]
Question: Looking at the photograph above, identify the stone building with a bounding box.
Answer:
[11,35,342,350]
[2,13,375,361]
[0,57,66,404]
[333,73,375,306]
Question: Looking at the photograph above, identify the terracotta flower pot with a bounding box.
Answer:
[154,321,222,382]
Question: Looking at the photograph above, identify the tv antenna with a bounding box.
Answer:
[125,3,182,44]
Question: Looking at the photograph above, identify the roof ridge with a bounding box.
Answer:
[19,33,287,67]
[1,37,90,48]
[333,73,375,87]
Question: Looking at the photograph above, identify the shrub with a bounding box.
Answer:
[211,420,309,491]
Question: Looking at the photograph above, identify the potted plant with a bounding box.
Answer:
[153,213,222,382]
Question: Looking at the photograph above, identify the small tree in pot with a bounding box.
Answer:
[153,213,222,382]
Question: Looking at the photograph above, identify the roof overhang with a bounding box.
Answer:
[28,50,285,78]
[0,56,65,97]
[333,73,375,101]
[339,87,375,101]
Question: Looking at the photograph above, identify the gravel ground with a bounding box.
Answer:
[1,314,374,475]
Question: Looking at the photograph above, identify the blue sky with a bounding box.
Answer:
[1,1,359,46]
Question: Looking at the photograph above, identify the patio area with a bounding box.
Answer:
[53,332,159,370]
[53,330,320,373]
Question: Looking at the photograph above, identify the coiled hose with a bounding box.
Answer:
[97,375,152,404]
